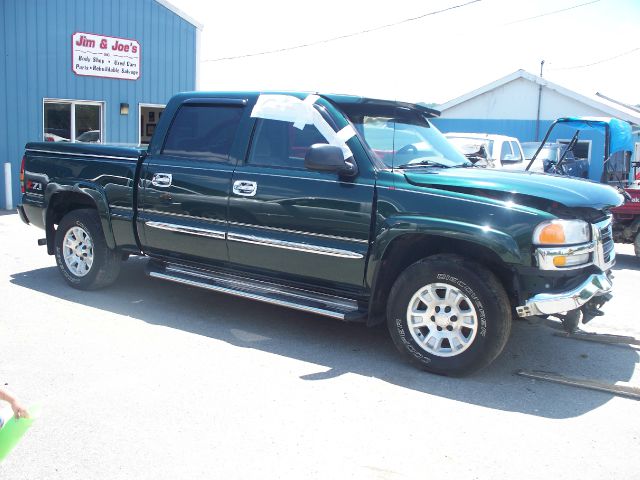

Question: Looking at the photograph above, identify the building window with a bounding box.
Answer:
[139,104,165,145]
[43,100,103,143]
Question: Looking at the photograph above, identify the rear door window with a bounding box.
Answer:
[162,105,243,162]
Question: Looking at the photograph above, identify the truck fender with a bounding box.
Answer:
[365,216,522,325]
[44,182,117,252]
[373,216,522,266]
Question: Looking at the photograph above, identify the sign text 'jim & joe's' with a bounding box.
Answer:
[72,32,140,80]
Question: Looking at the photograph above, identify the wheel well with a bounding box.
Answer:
[367,234,516,325]
[45,192,98,254]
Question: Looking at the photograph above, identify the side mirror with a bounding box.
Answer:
[305,144,357,176]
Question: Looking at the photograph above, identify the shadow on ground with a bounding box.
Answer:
[613,252,640,271]
[10,257,639,419]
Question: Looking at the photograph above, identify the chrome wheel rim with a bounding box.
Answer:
[406,282,478,357]
[62,226,94,277]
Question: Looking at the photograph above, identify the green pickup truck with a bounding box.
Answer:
[18,91,622,375]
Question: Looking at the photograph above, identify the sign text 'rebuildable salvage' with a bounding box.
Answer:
[72,32,140,80]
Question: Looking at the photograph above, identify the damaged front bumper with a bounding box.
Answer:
[516,272,613,317]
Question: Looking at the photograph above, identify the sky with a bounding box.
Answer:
[169,0,640,106]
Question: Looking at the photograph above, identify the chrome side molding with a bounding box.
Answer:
[227,232,363,259]
[145,221,226,240]
[144,221,364,258]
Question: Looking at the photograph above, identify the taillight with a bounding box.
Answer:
[20,155,25,194]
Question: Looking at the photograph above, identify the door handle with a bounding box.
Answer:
[233,180,257,197]
[151,173,172,188]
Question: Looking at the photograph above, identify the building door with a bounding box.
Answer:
[139,104,165,145]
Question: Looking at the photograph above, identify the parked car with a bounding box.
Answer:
[445,133,525,170]
[18,91,623,375]
[44,133,69,142]
[521,142,589,177]
[76,130,101,143]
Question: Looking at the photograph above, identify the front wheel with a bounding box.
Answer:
[387,256,511,376]
[54,209,121,290]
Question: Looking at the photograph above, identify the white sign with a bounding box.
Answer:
[72,32,140,80]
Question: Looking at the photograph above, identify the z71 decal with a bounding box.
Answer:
[27,180,43,191]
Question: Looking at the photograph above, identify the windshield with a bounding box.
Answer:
[341,106,470,169]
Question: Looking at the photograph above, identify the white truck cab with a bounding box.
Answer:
[445,132,525,170]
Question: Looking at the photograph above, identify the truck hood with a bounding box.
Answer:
[403,168,624,210]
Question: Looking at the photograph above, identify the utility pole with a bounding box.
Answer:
[535,59,545,141]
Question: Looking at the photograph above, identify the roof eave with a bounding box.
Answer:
[437,69,640,125]
[154,0,204,30]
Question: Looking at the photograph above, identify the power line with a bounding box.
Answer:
[549,46,640,70]
[203,0,482,63]
[503,0,600,26]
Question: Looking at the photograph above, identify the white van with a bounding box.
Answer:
[445,133,525,170]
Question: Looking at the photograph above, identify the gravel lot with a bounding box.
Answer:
[1,211,639,479]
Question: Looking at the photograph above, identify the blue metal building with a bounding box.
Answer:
[0,0,201,209]
[432,70,640,182]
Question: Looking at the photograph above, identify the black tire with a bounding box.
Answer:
[634,231,640,258]
[54,209,121,290]
[386,255,511,376]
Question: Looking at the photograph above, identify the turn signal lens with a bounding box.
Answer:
[539,224,565,244]
[552,253,590,268]
[553,256,567,267]
[533,219,590,245]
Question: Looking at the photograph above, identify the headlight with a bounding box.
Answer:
[533,219,590,245]
[533,219,593,270]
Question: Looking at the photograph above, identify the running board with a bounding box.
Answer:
[147,262,367,321]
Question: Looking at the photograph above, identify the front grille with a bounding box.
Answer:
[593,217,615,270]
[600,223,614,265]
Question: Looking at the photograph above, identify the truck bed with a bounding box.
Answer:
[25,141,144,160]
[21,141,144,251]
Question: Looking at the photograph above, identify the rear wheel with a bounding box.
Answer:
[387,256,511,376]
[54,209,121,290]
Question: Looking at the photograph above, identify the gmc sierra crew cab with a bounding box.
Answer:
[18,91,623,375]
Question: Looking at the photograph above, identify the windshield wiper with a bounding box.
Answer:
[396,160,451,169]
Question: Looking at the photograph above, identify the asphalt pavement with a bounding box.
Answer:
[1,211,639,479]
